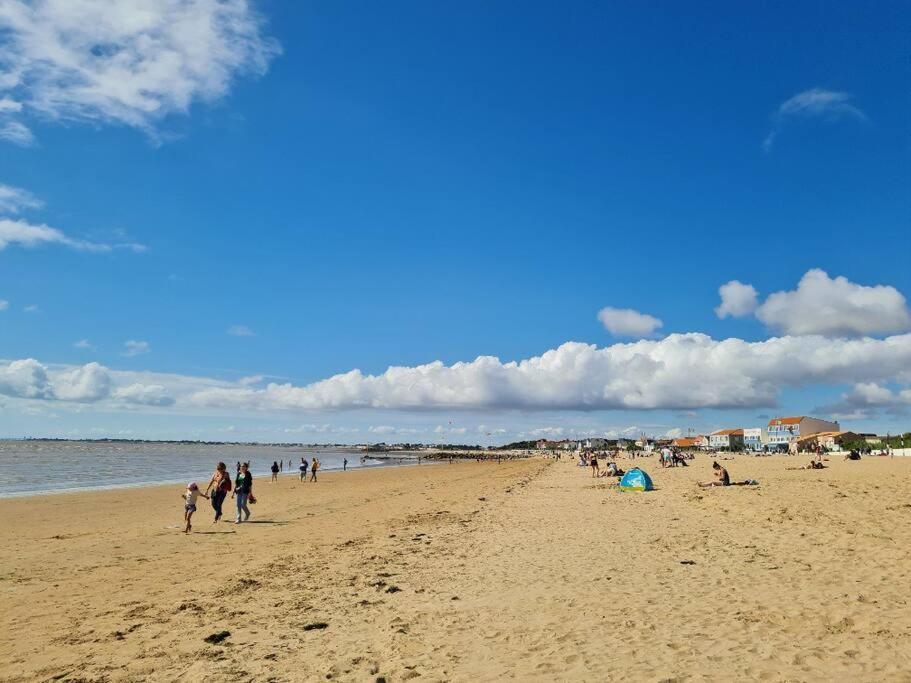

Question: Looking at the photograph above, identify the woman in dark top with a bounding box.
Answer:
[270,461,279,482]
[204,461,232,523]
[698,461,730,487]
[233,462,253,523]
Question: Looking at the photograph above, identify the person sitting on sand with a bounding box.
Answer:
[598,461,625,478]
[182,482,209,533]
[698,461,730,487]
[845,450,862,461]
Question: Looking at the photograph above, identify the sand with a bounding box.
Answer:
[3,454,911,682]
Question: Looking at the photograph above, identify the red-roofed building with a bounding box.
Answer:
[767,416,840,448]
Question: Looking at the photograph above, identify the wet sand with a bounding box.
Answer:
[3,454,911,681]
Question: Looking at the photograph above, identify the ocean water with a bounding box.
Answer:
[0,440,422,498]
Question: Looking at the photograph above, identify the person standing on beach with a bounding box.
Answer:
[590,452,600,477]
[182,482,208,533]
[310,457,320,482]
[233,463,253,523]
[300,457,308,482]
[204,462,232,523]
[270,461,279,482]
[343,458,348,471]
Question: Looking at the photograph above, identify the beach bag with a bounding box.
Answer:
[249,494,257,505]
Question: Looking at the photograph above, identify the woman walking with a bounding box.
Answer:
[310,457,320,482]
[204,462,232,523]
[233,462,253,523]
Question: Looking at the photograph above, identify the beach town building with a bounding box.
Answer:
[582,438,611,450]
[796,431,859,452]
[742,428,764,452]
[671,436,703,449]
[766,416,840,449]
[708,428,745,451]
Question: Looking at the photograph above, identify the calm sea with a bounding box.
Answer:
[0,440,422,498]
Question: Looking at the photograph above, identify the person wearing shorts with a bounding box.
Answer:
[182,482,208,533]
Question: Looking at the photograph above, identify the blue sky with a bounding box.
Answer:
[1,1,909,443]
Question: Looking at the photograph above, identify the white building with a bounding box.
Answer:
[742,428,763,451]
[766,416,840,449]
[708,429,744,450]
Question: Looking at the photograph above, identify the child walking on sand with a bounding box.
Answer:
[182,482,209,533]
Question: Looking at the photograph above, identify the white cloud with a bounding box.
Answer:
[23,303,39,313]
[597,307,662,338]
[121,340,150,357]
[777,88,866,121]
[2,331,911,415]
[755,269,911,337]
[283,423,358,435]
[527,427,565,438]
[52,362,111,401]
[0,217,146,253]
[0,359,52,399]
[0,120,33,145]
[113,382,174,406]
[765,88,866,151]
[183,333,911,412]
[0,98,21,113]
[664,427,683,438]
[0,185,146,253]
[369,425,396,435]
[228,325,255,337]
[0,299,8,311]
[0,183,42,213]
[816,382,911,421]
[715,280,758,319]
[0,0,280,144]
[74,339,95,350]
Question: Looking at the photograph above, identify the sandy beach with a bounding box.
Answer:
[3,454,911,681]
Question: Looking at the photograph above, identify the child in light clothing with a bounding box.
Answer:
[182,482,209,533]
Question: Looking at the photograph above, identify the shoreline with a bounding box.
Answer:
[0,457,442,501]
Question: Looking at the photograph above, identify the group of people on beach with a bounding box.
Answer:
[181,461,254,532]
[181,454,340,532]
[269,457,329,482]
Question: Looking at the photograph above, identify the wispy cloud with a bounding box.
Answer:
[228,325,255,337]
[121,340,150,357]
[74,339,95,350]
[0,184,146,253]
[764,88,866,152]
[0,0,281,145]
[0,299,8,311]
[0,183,42,214]
[23,304,39,313]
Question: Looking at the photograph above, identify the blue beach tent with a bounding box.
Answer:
[619,468,653,492]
